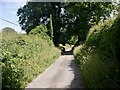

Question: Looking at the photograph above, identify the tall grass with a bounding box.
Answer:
[0,31,60,89]
[74,17,120,88]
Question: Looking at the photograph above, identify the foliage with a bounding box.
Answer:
[29,24,53,46]
[29,24,48,38]
[74,17,120,88]
[29,24,48,35]
[86,19,114,48]
[1,32,60,89]
[17,2,115,46]
[69,36,78,45]
[62,2,115,45]
[17,2,52,33]
[17,2,62,46]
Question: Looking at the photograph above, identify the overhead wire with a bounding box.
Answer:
[0,17,19,26]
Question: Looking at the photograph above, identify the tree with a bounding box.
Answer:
[17,2,52,34]
[17,2,63,46]
[62,2,115,46]
[17,2,115,46]
[2,27,17,33]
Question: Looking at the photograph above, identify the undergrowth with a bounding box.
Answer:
[74,17,120,88]
[0,26,60,89]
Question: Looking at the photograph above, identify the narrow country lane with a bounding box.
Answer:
[25,50,83,89]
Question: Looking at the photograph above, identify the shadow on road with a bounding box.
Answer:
[62,50,84,88]
[69,59,84,89]
[61,51,73,55]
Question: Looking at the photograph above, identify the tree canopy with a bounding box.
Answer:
[17,2,116,46]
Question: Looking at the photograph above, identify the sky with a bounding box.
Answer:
[0,0,119,33]
[0,0,28,33]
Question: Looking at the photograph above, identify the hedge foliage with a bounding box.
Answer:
[74,17,120,88]
[1,26,60,89]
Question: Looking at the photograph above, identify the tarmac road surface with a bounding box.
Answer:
[25,50,83,89]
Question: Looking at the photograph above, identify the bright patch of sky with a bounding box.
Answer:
[0,0,28,33]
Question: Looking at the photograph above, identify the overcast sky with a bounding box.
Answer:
[0,0,28,33]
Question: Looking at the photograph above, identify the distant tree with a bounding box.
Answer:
[2,27,17,33]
